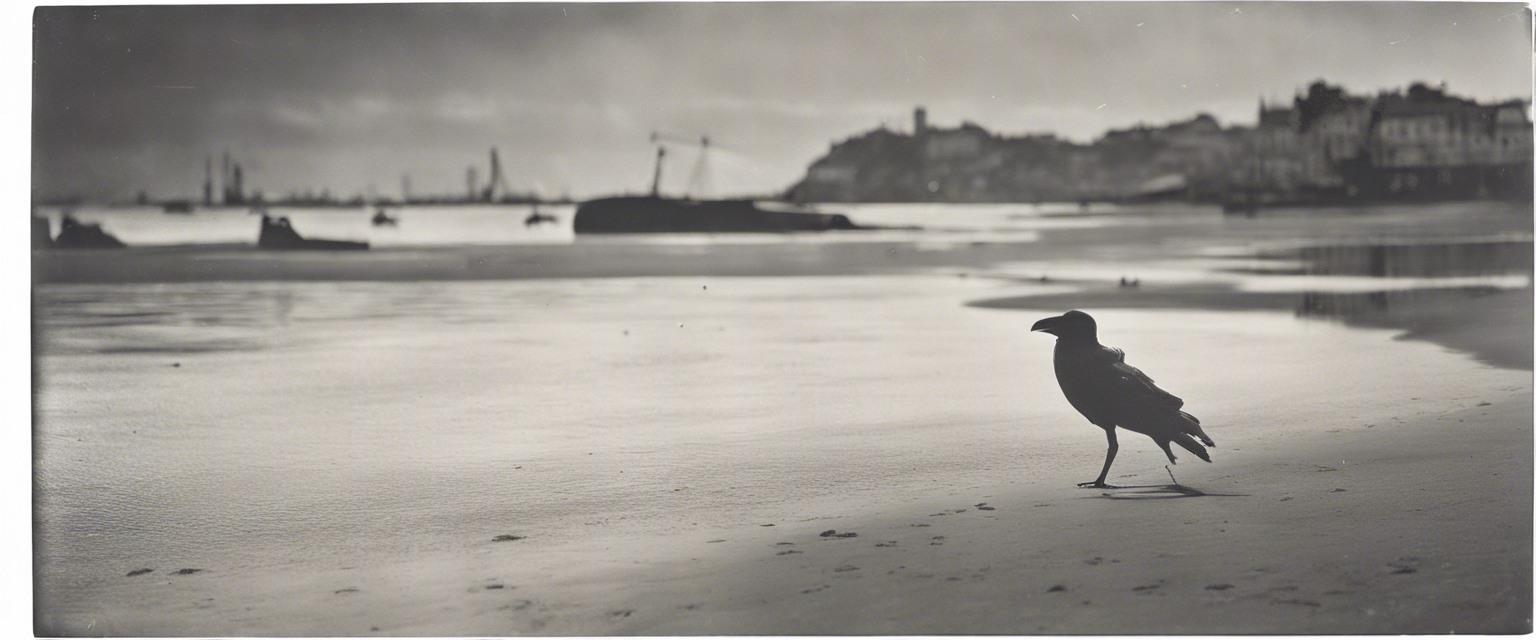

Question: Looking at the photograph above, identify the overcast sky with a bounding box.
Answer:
[32,2,1534,202]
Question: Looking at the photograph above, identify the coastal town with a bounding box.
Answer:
[788,81,1533,206]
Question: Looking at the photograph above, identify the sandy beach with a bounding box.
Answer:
[32,203,1533,636]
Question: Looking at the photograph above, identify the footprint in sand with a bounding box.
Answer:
[1048,585,1067,593]
[911,523,930,527]
[1132,581,1163,593]
[1387,563,1417,574]
[173,568,203,575]
[875,541,898,547]
[609,610,633,619]
[336,587,359,594]
[126,568,153,577]
[776,550,802,556]
[802,585,830,594]
[819,530,858,539]
[1205,584,1234,591]
[834,565,859,573]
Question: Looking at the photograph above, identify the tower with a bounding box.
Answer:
[221,151,232,204]
[914,107,928,136]
[467,167,478,202]
[230,164,244,205]
[483,148,501,202]
[203,156,213,205]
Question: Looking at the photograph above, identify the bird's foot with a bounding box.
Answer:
[1077,481,1119,489]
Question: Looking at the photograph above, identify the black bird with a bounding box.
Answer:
[1032,310,1214,488]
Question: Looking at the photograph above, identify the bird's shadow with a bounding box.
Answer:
[1086,483,1248,500]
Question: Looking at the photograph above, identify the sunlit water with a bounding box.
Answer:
[31,200,1535,634]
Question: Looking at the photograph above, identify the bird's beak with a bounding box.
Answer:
[1031,315,1062,334]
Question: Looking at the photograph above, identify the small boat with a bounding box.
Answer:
[162,200,195,214]
[371,208,399,227]
[258,214,369,251]
[51,215,127,249]
[524,204,557,227]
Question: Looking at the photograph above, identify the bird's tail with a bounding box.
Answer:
[1156,411,1213,464]
[1168,432,1211,464]
[1177,411,1215,447]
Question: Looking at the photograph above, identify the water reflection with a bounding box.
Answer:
[1256,240,1532,278]
[1296,286,1517,319]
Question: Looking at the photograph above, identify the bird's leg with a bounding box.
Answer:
[1078,428,1120,488]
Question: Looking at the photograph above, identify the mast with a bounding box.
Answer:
[650,146,666,197]
[202,156,213,205]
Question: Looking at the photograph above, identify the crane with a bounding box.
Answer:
[649,132,713,199]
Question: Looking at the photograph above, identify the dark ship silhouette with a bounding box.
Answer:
[257,212,369,250]
[37,214,127,249]
[574,134,863,234]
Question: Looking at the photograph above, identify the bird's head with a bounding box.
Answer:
[1031,310,1098,342]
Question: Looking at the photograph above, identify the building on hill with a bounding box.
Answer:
[786,86,1531,204]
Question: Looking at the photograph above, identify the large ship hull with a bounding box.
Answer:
[574,196,858,234]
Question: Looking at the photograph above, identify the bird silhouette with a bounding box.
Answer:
[1032,310,1214,488]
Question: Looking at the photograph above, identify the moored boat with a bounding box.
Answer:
[574,196,857,234]
[574,134,867,234]
[258,214,369,250]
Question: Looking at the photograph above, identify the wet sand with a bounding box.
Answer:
[622,395,1533,635]
[33,281,1532,636]
[48,385,1529,635]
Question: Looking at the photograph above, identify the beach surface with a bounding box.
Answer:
[32,202,1533,635]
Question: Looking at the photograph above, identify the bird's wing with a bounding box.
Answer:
[1108,360,1185,411]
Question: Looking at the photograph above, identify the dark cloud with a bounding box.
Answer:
[32,2,1533,201]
